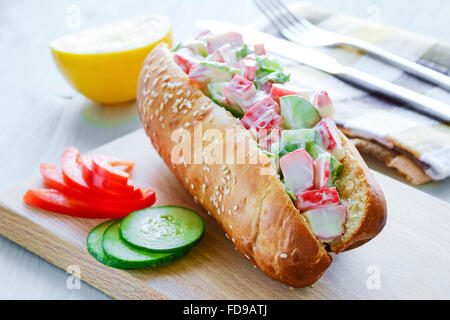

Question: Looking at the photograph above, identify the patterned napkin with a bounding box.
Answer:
[254,2,450,185]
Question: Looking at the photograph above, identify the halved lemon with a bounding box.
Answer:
[51,14,172,104]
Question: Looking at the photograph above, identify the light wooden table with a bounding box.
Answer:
[1,0,449,300]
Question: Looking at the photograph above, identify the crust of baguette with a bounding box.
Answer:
[137,44,387,287]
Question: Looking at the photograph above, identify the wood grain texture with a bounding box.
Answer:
[1,129,450,300]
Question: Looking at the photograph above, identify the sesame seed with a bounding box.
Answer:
[221,177,226,184]
[225,233,229,240]
[215,185,219,190]
[228,209,232,215]
[229,224,233,230]
[191,184,195,189]
[207,211,211,215]
[159,116,163,121]
[168,93,173,99]
[233,205,238,210]
[217,209,221,215]
[245,254,249,259]
[176,90,183,96]
[232,238,235,242]
[184,122,190,128]
[280,253,288,259]
[185,178,188,183]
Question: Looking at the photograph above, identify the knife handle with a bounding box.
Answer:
[339,36,450,91]
[338,66,450,123]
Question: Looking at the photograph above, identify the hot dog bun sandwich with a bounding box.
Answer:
[137,30,387,288]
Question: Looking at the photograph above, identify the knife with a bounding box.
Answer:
[197,20,450,123]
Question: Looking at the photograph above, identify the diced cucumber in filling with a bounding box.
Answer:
[306,141,344,187]
[279,129,320,157]
[207,82,245,118]
[255,56,290,86]
[280,95,321,130]
[236,44,253,60]
[198,61,240,82]
[183,39,208,57]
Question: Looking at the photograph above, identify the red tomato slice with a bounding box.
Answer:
[40,163,155,211]
[23,189,130,219]
[61,147,92,193]
[92,157,130,184]
[61,148,138,200]
[80,156,142,198]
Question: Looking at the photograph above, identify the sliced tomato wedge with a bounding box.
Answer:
[40,163,155,211]
[61,148,139,200]
[80,156,142,198]
[23,189,130,219]
[92,157,132,184]
[61,147,92,193]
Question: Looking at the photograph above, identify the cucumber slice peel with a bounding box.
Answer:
[120,206,205,254]
[102,221,187,269]
[86,220,119,268]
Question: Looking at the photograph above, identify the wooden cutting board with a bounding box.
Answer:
[0,129,449,299]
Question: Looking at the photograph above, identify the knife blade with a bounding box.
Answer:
[197,20,450,123]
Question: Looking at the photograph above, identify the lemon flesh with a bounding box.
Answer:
[51,14,172,104]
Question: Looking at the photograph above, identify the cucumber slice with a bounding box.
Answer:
[279,129,320,157]
[120,206,205,253]
[280,95,321,129]
[305,141,344,186]
[102,221,187,269]
[86,220,119,267]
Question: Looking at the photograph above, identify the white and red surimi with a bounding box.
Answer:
[303,205,347,240]
[223,74,257,110]
[313,91,335,119]
[195,29,212,40]
[280,148,315,194]
[205,32,244,54]
[258,126,281,151]
[210,44,238,67]
[238,55,257,81]
[254,43,266,55]
[173,48,198,74]
[270,83,311,103]
[314,153,331,189]
[315,118,345,161]
[295,187,340,211]
[241,99,281,132]
[187,64,209,82]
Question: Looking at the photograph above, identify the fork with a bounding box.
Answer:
[254,0,450,91]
